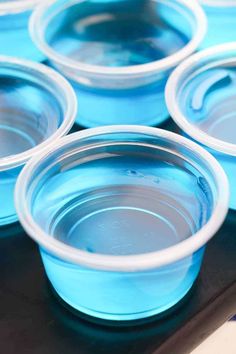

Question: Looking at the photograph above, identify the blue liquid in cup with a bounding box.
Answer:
[48,9,188,66]
[0,75,63,225]
[200,5,236,49]
[72,79,169,127]
[32,145,213,320]
[45,1,190,127]
[0,11,44,61]
[180,65,236,209]
[41,247,204,320]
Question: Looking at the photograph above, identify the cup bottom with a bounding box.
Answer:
[41,247,204,322]
[52,282,194,321]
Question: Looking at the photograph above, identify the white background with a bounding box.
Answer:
[191,322,236,354]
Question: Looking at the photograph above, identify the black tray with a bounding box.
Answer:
[1,121,236,354]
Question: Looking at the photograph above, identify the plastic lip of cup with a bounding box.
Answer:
[15,126,229,321]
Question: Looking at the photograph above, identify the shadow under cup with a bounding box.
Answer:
[0,58,76,226]
[15,127,229,321]
[30,0,206,127]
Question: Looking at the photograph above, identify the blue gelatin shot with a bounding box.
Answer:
[15,126,229,321]
[30,0,206,127]
[0,57,76,226]
[166,43,236,209]
[0,1,44,61]
[199,1,236,49]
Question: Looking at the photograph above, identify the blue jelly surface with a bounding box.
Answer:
[0,76,63,159]
[33,153,212,253]
[32,146,212,319]
[46,2,189,67]
[181,67,236,144]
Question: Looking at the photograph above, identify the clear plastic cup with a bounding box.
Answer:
[0,1,45,61]
[0,56,77,226]
[166,43,236,209]
[15,126,229,321]
[199,1,236,49]
[30,0,206,127]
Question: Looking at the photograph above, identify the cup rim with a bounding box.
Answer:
[0,56,77,171]
[15,125,229,272]
[0,0,40,13]
[199,0,236,7]
[165,42,236,156]
[29,0,207,77]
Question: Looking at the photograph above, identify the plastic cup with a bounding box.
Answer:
[199,1,236,49]
[15,126,229,321]
[0,0,45,61]
[29,0,206,127]
[0,56,77,226]
[166,43,236,209]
